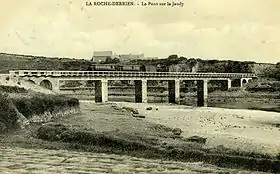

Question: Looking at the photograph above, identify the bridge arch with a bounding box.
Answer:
[39,79,53,90]
[242,79,247,84]
[240,78,252,87]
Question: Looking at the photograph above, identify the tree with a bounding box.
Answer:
[167,54,178,59]
[104,57,120,64]
[263,67,280,80]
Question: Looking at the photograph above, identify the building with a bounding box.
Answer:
[117,53,145,62]
[91,51,113,63]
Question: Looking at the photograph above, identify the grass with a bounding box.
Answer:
[0,85,27,93]
[249,107,280,113]
[11,94,79,119]
[0,92,79,133]
[2,99,280,172]
[34,122,280,173]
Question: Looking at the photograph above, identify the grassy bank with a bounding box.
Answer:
[1,101,280,173]
[20,103,279,173]
[0,88,79,133]
[34,118,280,173]
[0,85,27,93]
[10,93,79,119]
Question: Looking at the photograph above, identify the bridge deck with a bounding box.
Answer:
[9,70,256,79]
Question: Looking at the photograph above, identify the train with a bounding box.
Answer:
[87,64,157,72]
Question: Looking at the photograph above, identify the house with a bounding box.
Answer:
[91,51,113,63]
[117,53,145,62]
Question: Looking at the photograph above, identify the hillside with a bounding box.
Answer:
[0,53,93,73]
[1,52,279,77]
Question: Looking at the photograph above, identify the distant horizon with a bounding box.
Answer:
[0,51,277,64]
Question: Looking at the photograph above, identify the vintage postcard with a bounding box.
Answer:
[0,0,280,173]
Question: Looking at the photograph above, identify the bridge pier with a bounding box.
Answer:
[168,79,180,104]
[95,79,108,103]
[135,80,147,103]
[227,79,232,90]
[10,70,256,106]
[51,79,60,92]
[197,80,208,107]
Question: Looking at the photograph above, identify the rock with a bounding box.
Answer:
[111,105,121,110]
[122,107,139,114]
[172,128,182,136]
[132,109,139,114]
[236,116,244,119]
[184,136,207,144]
[155,108,158,110]
[132,114,145,118]
[146,107,152,110]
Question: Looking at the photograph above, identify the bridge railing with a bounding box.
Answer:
[9,70,257,78]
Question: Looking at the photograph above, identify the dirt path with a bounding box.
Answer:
[0,146,269,174]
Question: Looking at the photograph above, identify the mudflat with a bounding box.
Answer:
[115,102,280,156]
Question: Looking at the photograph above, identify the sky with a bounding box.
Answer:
[0,0,280,63]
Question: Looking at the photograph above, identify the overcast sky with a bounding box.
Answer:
[0,0,280,63]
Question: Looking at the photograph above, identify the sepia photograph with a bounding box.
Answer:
[0,0,280,173]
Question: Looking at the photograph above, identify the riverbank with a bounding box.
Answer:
[61,89,280,114]
[1,101,280,173]
[0,89,79,133]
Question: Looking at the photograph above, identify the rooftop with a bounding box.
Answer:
[92,51,113,57]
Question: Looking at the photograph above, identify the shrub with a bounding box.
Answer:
[228,87,241,92]
[37,122,69,141]
[0,93,20,132]
[0,85,27,93]
[11,94,79,118]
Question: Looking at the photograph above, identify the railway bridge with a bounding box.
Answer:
[9,70,256,107]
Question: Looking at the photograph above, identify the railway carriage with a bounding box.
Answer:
[88,64,147,72]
